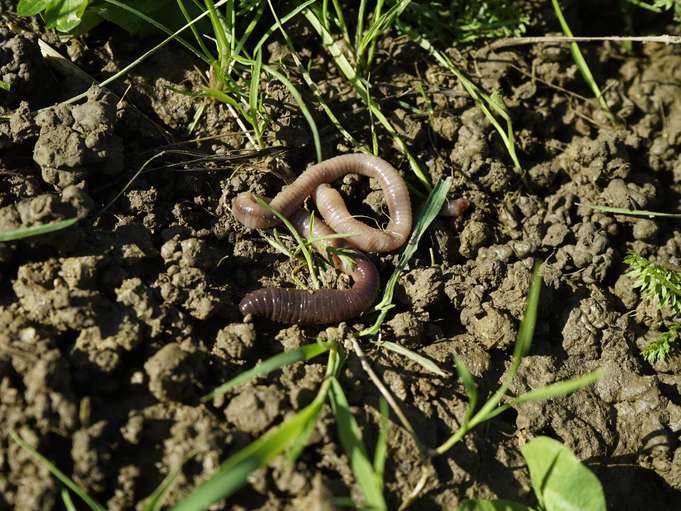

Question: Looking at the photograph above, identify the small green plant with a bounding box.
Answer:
[624,251,681,363]
[459,436,606,511]
[625,0,681,19]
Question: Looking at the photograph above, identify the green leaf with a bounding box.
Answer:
[43,0,89,32]
[202,342,330,402]
[17,0,53,16]
[458,499,534,511]
[0,217,78,242]
[0,80,10,91]
[521,436,606,511]
[329,378,387,510]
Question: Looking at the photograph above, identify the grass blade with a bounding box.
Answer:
[550,0,614,121]
[252,194,320,289]
[360,178,451,336]
[10,431,106,511]
[511,261,543,367]
[453,354,478,425]
[172,397,325,511]
[61,489,77,511]
[176,348,340,511]
[584,203,681,219]
[0,217,78,242]
[263,64,322,162]
[141,460,187,511]
[329,378,387,510]
[202,342,330,402]
[373,397,389,487]
[514,370,602,404]
[381,340,447,377]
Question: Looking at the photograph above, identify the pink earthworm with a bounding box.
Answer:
[232,153,468,325]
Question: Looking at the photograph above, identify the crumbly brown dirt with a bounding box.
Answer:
[1,4,681,511]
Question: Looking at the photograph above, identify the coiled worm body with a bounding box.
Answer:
[233,153,468,325]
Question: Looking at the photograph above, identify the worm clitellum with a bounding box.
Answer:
[232,153,468,325]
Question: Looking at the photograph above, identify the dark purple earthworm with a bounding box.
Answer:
[232,153,468,325]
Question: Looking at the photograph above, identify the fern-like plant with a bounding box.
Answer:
[624,251,681,363]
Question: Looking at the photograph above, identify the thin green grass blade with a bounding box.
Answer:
[381,340,447,377]
[401,25,521,173]
[373,397,389,486]
[303,7,430,188]
[9,431,106,511]
[202,342,330,402]
[171,398,325,511]
[511,261,543,366]
[263,64,322,162]
[453,354,478,424]
[253,0,318,55]
[360,178,451,336]
[265,0,361,154]
[468,261,543,427]
[61,489,77,511]
[178,348,339,511]
[141,460,187,511]
[585,204,681,219]
[329,378,387,510]
[550,0,614,121]
[514,370,602,404]
[0,217,78,242]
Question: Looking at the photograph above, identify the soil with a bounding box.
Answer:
[1,2,681,510]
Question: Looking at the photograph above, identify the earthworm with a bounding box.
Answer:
[233,153,468,324]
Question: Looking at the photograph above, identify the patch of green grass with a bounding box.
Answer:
[405,0,528,44]
[624,251,681,363]
[0,217,78,242]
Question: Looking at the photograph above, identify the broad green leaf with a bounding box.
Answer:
[0,217,78,242]
[202,342,330,402]
[459,499,534,511]
[44,0,89,32]
[521,436,606,511]
[0,80,10,91]
[17,0,52,16]
[329,378,386,510]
